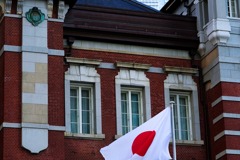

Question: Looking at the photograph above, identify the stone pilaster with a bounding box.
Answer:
[21,0,49,153]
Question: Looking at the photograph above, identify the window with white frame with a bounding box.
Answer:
[227,0,239,17]
[170,91,192,141]
[70,83,94,134]
[115,68,151,137]
[164,70,203,144]
[65,63,104,139]
[121,87,144,135]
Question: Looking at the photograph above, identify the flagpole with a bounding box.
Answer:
[170,101,177,160]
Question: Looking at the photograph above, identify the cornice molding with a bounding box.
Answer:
[164,66,198,74]
[116,61,151,70]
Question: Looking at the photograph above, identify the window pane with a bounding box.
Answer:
[70,88,77,96]
[131,102,139,114]
[121,92,127,100]
[181,130,188,140]
[82,124,90,134]
[70,89,78,109]
[131,92,139,101]
[71,110,78,122]
[132,114,140,129]
[82,89,90,110]
[82,111,90,123]
[71,123,78,133]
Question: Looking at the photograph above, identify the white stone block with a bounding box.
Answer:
[23,26,35,36]
[35,37,47,48]
[231,70,240,79]
[22,93,48,105]
[23,36,35,46]
[23,52,48,63]
[22,62,35,72]
[22,127,48,153]
[35,83,48,94]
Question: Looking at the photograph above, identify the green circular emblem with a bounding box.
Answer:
[26,7,45,26]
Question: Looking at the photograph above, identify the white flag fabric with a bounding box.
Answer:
[100,107,172,160]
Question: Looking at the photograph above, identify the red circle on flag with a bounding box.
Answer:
[132,130,156,156]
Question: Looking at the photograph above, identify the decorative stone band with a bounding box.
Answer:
[0,122,65,131]
[213,113,240,124]
[66,39,191,60]
[0,45,64,56]
[216,149,240,160]
[64,132,105,140]
[211,96,240,107]
[164,66,198,75]
[116,61,151,70]
[214,130,240,142]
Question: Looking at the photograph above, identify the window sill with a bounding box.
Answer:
[171,140,204,146]
[64,132,105,140]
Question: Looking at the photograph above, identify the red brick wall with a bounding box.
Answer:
[48,56,65,126]
[4,17,22,46]
[64,49,206,160]
[2,129,65,160]
[48,21,63,50]
[3,52,21,123]
[206,82,240,159]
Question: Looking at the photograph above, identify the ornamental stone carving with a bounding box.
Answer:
[26,7,45,26]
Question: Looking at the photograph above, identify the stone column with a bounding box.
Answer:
[21,0,49,153]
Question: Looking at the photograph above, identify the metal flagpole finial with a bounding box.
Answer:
[170,101,175,106]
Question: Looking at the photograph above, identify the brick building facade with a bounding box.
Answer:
[1,0,236,160]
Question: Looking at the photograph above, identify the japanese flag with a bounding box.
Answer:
[100,107,172,160]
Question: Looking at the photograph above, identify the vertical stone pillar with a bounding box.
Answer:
[21,0,49,153]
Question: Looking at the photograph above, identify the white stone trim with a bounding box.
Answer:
[212,96,240,107]
[64,132,105,140]
[22,123,49,129]
[4,14,21,18]
[214,130,240,141]
[164,66,198,74]
[219,56,240,64]
[216,149,240,159]
[0,122,65,131]
[48,125,65,131]
[116,61,151,70]
[67,39,190,59]
[66,57,101,66]
[98,62,116,69]
[48,49,64,56]
[175,140,204,146]
[3,122,21,128]
[148,67,164,73]
[213,113,240,124]
[48,18,64,22]
[0,45,65,56]
[206,18,231,45]
[0,45,22,56]
[98,62,164,74]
